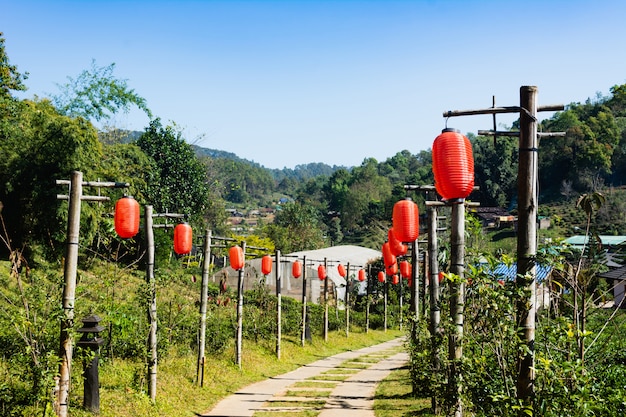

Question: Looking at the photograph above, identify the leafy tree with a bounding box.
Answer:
[136,119,210,223]
[51,60,152,122]
[264,201,325,252]
[472,135,518,207]
[0,32,27,97]
[0,98,103,256]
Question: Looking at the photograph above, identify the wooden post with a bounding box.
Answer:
[398,265,403,331]
[344,262,351,337]
[428,206,441,414]
[410,240,419,319]
[365,264,371,333]
[236,242,246,368]
[197,229,211,386]
[276,250,282,359]
[516,85,538,404]
[449,201,465,417]
[56,171,82,417]
[384,275,388,332]
[301,256,307,347]
[145,205,158,402]
[323,258,329,342]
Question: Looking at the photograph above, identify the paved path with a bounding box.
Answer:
[200,337,407,417]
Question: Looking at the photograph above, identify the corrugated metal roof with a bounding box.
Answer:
[490,263,552,283]
[599,265,626,281]
[564,235,626,246]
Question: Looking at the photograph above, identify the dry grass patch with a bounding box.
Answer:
[293,381,337,388]
[284,389,332,397]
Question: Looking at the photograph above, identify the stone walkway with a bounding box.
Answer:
[200,337,407,417]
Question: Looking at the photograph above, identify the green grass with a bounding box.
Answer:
[292,381,337,388]
[373,366,434,417]
[65,329,402,417]
[284,390,332,398]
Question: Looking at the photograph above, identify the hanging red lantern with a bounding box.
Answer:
[386,262,398,276]
[392,198,419,242]
[292,261,302,279]
[382,242,396,267]
[114,196,140,239]
[388,228,408,256]
[377,271,385,283]
[261,255,273,275]
[337,264,346,277]
[317,265,327,280]
[358,269,366,282]
[432,128,475,201]
[439,271,445,283]
[229,245,244,270]
[392,275,399,285]
[400,260,411,279]
[173,223,192,255]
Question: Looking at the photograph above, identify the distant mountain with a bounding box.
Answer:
[114,130,348,183]
[191,145,349,182]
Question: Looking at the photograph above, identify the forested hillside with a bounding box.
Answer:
[2,28,626,257]
[4,31,626,417]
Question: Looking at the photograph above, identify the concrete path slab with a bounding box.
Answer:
[200,337,407,417]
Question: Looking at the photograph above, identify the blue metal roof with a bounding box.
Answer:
[490,263,552,283]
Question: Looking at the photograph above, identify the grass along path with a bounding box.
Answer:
[68,329,403,417]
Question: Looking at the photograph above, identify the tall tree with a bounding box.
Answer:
[51,60,152,123]
[0,32,27,97]
[136,119,210,222]
[264,201,325,252]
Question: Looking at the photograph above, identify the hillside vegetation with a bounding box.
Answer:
[2,31,626,416]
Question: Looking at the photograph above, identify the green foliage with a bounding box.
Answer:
[136,119,210,225]
[0,32,27,97]
[0,98,103,256]
[51,60,152,122]
[263,201,326,252]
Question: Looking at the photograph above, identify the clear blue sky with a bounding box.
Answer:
[2,0,625,169]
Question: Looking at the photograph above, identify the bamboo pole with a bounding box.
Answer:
[145,205,158,402]
[276,250,282,359]
[449,202,466,417]
[365,264,371,333]
[516,86,538,404]
[384,275,388,332]
[428,206,441,414]
[345,263,351,337]
[56,171,82,417]
[197,229,211,386]
[235,242,246,368]
[301,256,307,347]
[323,257,329,342]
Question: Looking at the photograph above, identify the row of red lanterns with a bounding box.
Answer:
[377,128,475,283]
[114,196,193,255]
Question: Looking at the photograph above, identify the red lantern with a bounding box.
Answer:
[432,128,475,201]
[337,264,346,277]
[114,196,140,239]
[377,271,385,283]
[358,269,366,282]
[392,198,419,242]
[382,242,396,267]
[392,275,399,285]
[261,255,273,275]
[386,262,398,276]
[439,271,445,283]
[292,261,302,279]
[229,245,244,270]
[388,228,408,256]
[173,223,192,255]
[400,260,411,279]
[318,265,327,280]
